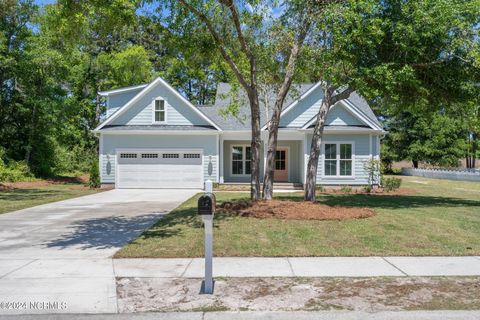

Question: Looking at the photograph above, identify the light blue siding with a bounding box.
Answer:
[325,104,364,126]
[305,133,372,185]
[100,134,218,184]
[223,140,302,183]
[111,83,211,126]
[106,89,143,118]
[280,86,324,127]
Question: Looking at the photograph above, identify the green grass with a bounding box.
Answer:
[0,184,102,214]
[115,176,480,258]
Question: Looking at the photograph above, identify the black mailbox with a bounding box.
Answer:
[198,193,216,215]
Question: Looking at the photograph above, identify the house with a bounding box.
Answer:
[94,77,384,189]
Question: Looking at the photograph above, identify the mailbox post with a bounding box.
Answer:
[198,180,215,294]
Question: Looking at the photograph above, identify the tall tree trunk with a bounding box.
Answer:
[25,103,38,166]
[304,85,353,202]
[304,99,330,202]
[95,92,101,125]
[248,89,262,201]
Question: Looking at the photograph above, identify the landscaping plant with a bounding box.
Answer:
[88,160,100,189]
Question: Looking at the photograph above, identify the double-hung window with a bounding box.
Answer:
[232,146,251,175]
[324,143,353,177]
[153,98,166,123]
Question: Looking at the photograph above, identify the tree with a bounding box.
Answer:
[156,0,319,200]
[382,112,467,168]
[304,0,480,201]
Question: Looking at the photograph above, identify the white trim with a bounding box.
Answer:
[99,133,103,183]
[321,141,356,179]
[299,128,384,134]
[261,82,323,130]
[152,97,167,124]
[301,100,380,130]
[99,130,219,135]
[98,84,148,96]
[216,134,220,183]
[341,99,383,130]
[219,135,224,183]
[230,145,251,177]
[95,77,222,131]
[303,133,308,183]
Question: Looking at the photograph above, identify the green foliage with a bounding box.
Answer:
[362,185,373,193]
[382,112,467,167]
[340,185,352,193]
[88,160,100,189]
[97,45,155,89]
[382,177,402,192]
[363,158,382,187]
[0,147,33,182]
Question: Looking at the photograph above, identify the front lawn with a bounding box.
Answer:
[0,183,103,214]
[116,176,480,257]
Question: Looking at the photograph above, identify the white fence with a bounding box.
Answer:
[402,167,480,182]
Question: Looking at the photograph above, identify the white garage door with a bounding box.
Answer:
[117,149,203,189]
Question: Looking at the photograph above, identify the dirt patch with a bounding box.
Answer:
[319,188,416,196]
[217,199,375,221]
[0,175,89,190]
[116,277,480,312]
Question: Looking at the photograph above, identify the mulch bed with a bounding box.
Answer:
[217,199,375,221]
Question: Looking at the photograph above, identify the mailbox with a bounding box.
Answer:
[198,193,216,215]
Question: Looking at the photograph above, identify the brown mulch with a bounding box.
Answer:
[217,200,375,221]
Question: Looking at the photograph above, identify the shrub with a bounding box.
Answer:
[316,185,326,192]
[363,185,373,193]
[89,160,100,189]
[383,177,402,192]
[340,185,352,193]
[0,148,34,182]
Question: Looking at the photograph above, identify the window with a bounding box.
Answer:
[162,153,179,158]
[120,153,137,159]
[324,143,353,177]
[184,153,201,159]
[141,153,158,158]
[154,99,166,122]
[275,150,286,170]
[232,146,251,175]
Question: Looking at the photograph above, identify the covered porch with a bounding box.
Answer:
[219,130,306,184]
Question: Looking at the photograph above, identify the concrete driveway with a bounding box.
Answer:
[0,189,198,315]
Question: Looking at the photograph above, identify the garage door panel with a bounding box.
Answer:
[117,150,203,189]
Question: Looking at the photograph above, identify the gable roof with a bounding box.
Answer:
[198,82,382,131]
[98,84,148,96]
[197,83,313,131]
[94,77,222,131]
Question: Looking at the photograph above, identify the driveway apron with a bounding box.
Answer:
[0,189,198,314]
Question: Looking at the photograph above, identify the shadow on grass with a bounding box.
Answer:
[140,204,233,240]
[274,193,480,209]
[0,188,68,202]
[45,214,164,250]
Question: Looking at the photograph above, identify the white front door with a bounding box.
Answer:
[117,149,203,189]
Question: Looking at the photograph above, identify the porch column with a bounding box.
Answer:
[219,135,224,183]
[303,133,308,184]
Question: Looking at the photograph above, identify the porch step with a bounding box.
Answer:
[271,183,303,190]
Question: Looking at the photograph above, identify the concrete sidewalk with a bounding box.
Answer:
[1,311,480,320]
[114,256,480,278]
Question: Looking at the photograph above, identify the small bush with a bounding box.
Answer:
[89,160,100,189]
[316,185,326,192]
[383,177,402,192]
[363,185,373,193]
[0,147,34,183]
[340,185,352,193]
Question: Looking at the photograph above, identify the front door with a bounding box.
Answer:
[274,148,288,182]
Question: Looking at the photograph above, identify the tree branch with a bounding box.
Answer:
[177,0,250,89]
[218,0,252,58]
